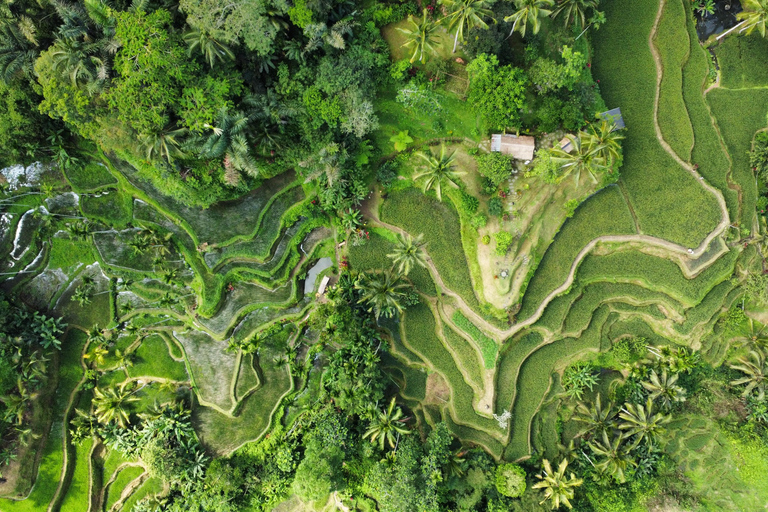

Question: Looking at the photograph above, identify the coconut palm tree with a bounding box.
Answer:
[618,397,671,448]
[584,121,623,168]
[92,382,139,428]
[552,0,598,29]
[729,349,768,399]
[572,393,616,439]
[532,458,583,510]
[440,0,495,53]
[183,26,234,68]
[139,124,188,164]
[587,430,636,484]
[354,270,410,319]
[387,233,428,276]
[0,23,40,82]
[398,9,442,63]
[550,132,608,184]
[83,345,108,367]
[641,369,686,410]
[738,0,768,37]
[47,38,107,89]
[504,0,554,38]
[363,397,411,450]
[413,145,465,201]
[304,17,357,52]
[113,349,135,370]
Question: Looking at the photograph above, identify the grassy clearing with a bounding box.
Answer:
[127,334,189,382]
[402,302,500,435]
[118,475,162,512]
[64,162,116,192]
[451,311,496,369]
[716,34,768,89]
[104,465,144,512]
[708,87,768,225]
[681,3,738,221]
[505,307,608,460]
[347,229,436,295]
[194,339,293,453]
[81,190,133,228]
[48,237,95,272]
[592,0,721,247]
[59,438,95,512]
[577,247,738,307]
[654,0,694,161]
[441,323,484,391]
[381,188,479,310]
[519,185,636,320]
[174,330,237,411]
[494,331,543,413]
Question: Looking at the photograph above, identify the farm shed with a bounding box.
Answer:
[598,107,625,129]
[490,134,535,160]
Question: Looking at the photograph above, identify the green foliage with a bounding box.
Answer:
[562,362,599,400]
[716,33,768,89]
[527,148,560,184]
[611,337,647,365]
[494,231,513,256]
[563,198,580,218]
[396,81,443,114]
[476,152,514,186]
[488,197,503,217]
[482,234,491,244]
[528,45,587,94]
[467,53,528,130]
[494,463,526,497]
[391,130,415,152]
[459,191,480,214]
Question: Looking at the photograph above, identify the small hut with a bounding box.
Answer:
[490,134,535,161]
[598,108,625,130]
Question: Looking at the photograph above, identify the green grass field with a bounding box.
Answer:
[451,311,497,368]
[64,162,117,192]
[716,33,768,89]
[592,0,722,247]
[81,189,133,228]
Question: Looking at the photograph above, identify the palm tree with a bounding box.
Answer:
[618,397,671,448]
[355,270,410,319]
[641,369,686,410]
[550,132,608,184]
[0,23,39,82]
[298,142,345,187]
[304,17,357,52]
[398,9,442,63]
[552,0,598,29]
[587,430,636,484]
[504,0,554,38]
[92,383,139,428]
[729,349,768,399]
[47,38,107,90]
[387,233,428,276]
[139,124,188,164]
[83,345,108,367]
[413,145,465,201]
[584,121,623,168]
[363,397,411,450]
[532,458,583,510]
[114,349,135,370]
[738,0,768,37]
[183,26,234,68]
[440,0,495,53]
[572,393,616,439]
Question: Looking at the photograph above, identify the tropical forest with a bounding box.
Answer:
[1,0,768,509]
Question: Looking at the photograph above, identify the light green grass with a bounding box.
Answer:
[451,311,497,368]
[495,331,543,414]
[441,324,485,390]
[104,465,144,512]
[519,185,636,319]
[381,188,480,310]
[592,0,721,247]
[81,190,133,228]
[127,334,189,382]
[59,438,94,512]
[48,237,96,272]
[118,475,162,512]
[64,162,117,192]
[716,33,768,89]
[654,0,694,161]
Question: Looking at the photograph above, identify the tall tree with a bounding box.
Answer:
[573,393,616,439]
[364,397,411,450]
[413,145,465,201]
[504,0,554,38]
[532,458,583,510]
[354,270,409,319]
[397,9,441,63]
[587,430,636,484]
[550,131,608,183]
[738,0,768,37]
[552,0,598,29]
[618,397,671,448]
[92,383,139,428]
[440,0,495,53]
[641,369,686,410]
[729,349,768,399]
[584,120,623,168]
[183,26,235,68]
[387,233,428,276]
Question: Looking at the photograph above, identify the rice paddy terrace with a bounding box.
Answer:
[2,0,768,508]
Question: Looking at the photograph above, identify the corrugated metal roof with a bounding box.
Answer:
[598,107,625,129]
[490,134,535,160]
